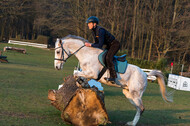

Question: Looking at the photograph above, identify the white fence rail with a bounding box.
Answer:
[142,69,161,81]
[8,40,47,48]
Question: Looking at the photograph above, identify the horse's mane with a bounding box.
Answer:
[62,35,89,43]
[61,34,103,52]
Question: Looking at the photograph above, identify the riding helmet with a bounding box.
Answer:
[86,16,99,24]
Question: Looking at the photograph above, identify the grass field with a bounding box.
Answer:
[0,43,190,126]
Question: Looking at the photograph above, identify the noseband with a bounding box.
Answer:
[54,42,85,62]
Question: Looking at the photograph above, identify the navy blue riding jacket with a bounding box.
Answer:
[91,26,115,49]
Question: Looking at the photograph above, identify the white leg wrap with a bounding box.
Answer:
[126,108,141,126]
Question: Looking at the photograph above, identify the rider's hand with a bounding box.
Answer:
[85,42,91,47]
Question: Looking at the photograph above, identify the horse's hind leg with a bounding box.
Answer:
[123,89,145,126]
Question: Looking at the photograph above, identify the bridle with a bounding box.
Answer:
[54,42,85,62]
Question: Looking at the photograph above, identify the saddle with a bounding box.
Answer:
[98,50,128,74]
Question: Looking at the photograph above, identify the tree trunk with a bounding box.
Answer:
[131,0,139,58]
[48,75,109,126]
[111,0,117,35]
[148,30,154,61]
[137,4,144,59]
[95,0,99,17]
[172,0,178,26]
[121,1,128,51]
[182,41,190,64]
[0,21,5,41]
[142,32,149,60]
[147,0,159,61]
[84,0,89,39]
[76,0,80,36]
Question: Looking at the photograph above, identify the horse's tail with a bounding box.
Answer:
[147,70,173,102]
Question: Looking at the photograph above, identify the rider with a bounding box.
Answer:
[85,16,120,83]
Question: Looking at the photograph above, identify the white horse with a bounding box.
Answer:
[54,35,173,126]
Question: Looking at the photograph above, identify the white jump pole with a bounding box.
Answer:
[181,64,184,76]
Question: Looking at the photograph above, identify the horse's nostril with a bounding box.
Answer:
[56,66,58,69]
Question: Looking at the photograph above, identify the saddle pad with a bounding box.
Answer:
[98,50,107,67]
[98,50,128,74]
[114,60,128,74]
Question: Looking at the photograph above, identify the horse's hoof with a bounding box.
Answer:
[126,121,135,126]
[73,73,78,78]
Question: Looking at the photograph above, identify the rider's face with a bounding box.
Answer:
[88,22,96,29]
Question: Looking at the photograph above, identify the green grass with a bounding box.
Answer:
[0,43,190,126]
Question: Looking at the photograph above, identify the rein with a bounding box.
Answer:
[54,43,85,62]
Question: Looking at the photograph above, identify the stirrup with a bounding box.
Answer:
[104,77,116,84]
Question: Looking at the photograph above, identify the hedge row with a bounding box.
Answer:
[118,50,189,76]
[117,51,167,71]
[126,57,168,71]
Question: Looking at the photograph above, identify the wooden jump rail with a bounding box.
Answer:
[4,46,26,54]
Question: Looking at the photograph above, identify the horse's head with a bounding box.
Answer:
[54,35,87,70]
[54,38,69,70]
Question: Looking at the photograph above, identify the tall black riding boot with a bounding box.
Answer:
[105,67,117,83]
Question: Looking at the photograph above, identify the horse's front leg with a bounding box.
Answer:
[73,70,97,79]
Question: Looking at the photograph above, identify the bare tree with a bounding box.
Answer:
[147,0,159,61]
[131,0,139,58]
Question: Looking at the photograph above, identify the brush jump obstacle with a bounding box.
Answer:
[54,35,173,126]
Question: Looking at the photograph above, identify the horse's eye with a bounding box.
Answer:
[57,51,60,54]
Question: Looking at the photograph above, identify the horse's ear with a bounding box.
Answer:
[59,39,62,44]
[57,39,62,46]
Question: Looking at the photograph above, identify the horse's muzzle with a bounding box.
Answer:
[55,66,60,70]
